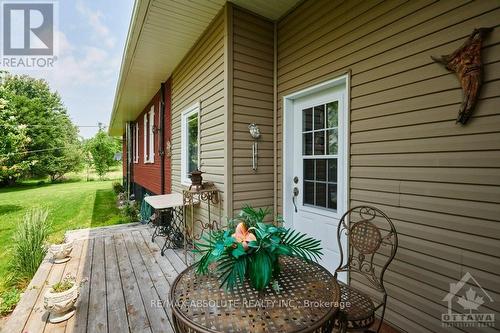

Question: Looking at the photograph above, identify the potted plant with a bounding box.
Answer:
[49,239,73,264]
[44,275,79,323]
[194,206,323,291]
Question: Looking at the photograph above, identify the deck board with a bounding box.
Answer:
[67,238,93,333]
[23,248,66,333]
[114,232,152,333]
[87,237,107,333]
[103,236,129,333]
[132,231,174,329]
[3,224,179,333]
[45,239,84,333]
[122,232,172,333]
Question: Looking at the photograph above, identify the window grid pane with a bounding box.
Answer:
[301,101,339,211]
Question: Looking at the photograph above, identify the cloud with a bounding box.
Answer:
[76,1,116,48]
[13,33,119,93]
[7,1,129,138]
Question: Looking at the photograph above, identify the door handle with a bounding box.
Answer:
[292,187,299,213]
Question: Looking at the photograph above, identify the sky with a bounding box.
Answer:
[9,0,134,138]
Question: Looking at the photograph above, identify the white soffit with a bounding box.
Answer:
[230,0,301,20]
[109,0,300,135]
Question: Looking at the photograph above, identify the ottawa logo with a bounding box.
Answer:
[442,272,495,328]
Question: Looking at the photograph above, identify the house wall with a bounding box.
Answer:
[231,7,275,217]
[276,0,500,332]
[170,10,226,220]
[132,91,162,195]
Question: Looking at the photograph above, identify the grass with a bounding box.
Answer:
[0,168,126,296]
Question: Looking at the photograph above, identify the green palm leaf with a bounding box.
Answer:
[217,254,248,290]
[280,229,323,262]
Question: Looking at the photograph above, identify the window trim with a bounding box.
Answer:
[143,113,148,163]
[148,105,155,163]
[181,102,200,186]
[134,123,139,163]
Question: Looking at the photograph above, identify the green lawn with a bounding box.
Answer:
[0,178,128,290]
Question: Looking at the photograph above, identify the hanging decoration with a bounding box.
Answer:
[431,27,493,125]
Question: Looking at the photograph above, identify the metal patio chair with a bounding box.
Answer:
[334,206,398,333]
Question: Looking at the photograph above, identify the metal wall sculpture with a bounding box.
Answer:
[431,27,493,125]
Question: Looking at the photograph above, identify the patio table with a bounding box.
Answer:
[145,193,198,255]
[170,256,340,333]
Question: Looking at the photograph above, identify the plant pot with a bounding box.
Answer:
[49,241,73,264]
[44,283,79,323]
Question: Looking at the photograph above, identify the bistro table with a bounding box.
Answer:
[170,256,341,333]
[145,193,198,255]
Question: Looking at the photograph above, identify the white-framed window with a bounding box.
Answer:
[148,105,155,163]
[143,113,148,163]
[181,103,200,185]
[142,105,156,164]
[134,123,139,163]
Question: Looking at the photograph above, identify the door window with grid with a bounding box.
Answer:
[302,101,338,210]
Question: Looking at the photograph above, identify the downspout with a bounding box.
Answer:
[273,21,278,220]
[159,82,166,194]
[125,122,132,200]
[129,122,134,198]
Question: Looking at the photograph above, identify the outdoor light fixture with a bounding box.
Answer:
[248,123,261,172]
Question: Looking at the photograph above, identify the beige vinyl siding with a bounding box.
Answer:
[277,0,500,332]
[231,7,275,217]
[170,10,225,220]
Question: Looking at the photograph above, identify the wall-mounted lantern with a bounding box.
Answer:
[248,123,261,172]
[165,140,172,158]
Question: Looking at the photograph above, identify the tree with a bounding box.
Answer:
[86,130,117,179]
[0,97,32,185]
[0,73,83,183]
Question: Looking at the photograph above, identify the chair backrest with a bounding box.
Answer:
[334,206,398,293]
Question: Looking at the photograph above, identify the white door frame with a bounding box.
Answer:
[282,74,350,231]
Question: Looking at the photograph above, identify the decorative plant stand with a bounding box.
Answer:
[182,183,221,265]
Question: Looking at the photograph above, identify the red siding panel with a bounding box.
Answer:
[134,91,162,194]
[127,81,172,195]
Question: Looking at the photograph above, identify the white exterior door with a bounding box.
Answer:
[283,77,348,282]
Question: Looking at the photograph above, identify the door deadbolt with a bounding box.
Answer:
[293,176,299,184]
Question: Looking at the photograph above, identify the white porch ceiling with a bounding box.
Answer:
[109,0,300,135]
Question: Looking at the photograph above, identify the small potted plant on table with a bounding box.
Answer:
[194,206,323,291]
[44,275,80,323]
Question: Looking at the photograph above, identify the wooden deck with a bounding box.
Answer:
[3,223,186,333]
[2,223,400,333]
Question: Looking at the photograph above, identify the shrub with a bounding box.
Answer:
[112,181,124,195]
[0,288,21,316]
[9,208,51,286]
[121,201,138,221]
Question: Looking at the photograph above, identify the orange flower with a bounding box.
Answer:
[232,222,256,250]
